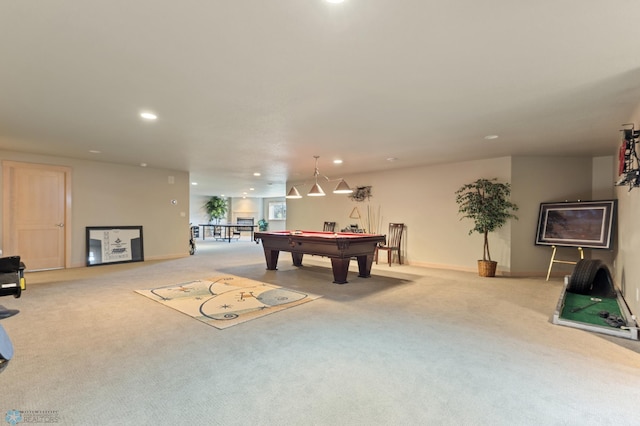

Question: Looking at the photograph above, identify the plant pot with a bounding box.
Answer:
[477,260,497,277]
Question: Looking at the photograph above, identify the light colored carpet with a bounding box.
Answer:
[0,240,638,425]
[135,274,321,329]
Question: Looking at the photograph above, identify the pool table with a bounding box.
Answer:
[254,230,386,284]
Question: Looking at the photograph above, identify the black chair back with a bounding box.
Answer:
[323,222,336,232]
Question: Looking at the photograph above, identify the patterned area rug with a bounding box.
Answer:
[135,274,321,329]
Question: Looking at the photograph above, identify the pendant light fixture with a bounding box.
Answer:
[307,182,326,196]
[286,155,353,198]
[286,186,302,199]
[308,156,326,196]
[333,179,352,193]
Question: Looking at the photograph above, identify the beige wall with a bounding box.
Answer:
[287,156,514,273]
[190,194,220,225]
[0,150,190,267]
[613,131,640,316]
[592,156,615,200]
[510,156,594,276]
[591,156,616,269]
[286,155,610,277]
[612,105,640,315]
[614,185,640,315]
[229,197,261,223]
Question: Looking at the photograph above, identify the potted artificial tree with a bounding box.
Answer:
[204,196,228,224]
[455,178,518,277]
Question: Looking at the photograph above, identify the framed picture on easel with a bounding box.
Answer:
[535,200,616,249]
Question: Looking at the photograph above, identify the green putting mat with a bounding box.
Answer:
[553,275,638,340]
[560,292,622,327]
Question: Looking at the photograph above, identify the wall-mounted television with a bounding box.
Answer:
[535,200,616,249]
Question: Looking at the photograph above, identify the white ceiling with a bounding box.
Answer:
[2,1,640,198]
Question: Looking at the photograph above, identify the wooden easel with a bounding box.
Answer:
[546,245,583,281]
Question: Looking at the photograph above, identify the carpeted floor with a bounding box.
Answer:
[0,240,639,425]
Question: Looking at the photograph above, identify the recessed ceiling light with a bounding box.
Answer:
[333,159,343,164]
[140,163,147,167]
[326,0,345,3]
[89,150,101,154]
[191,182,198,186]
[140,112,157,120]
[484,135,499,140]
[253,172,261,176]
[387,157,397,162]
[249,188,255,191]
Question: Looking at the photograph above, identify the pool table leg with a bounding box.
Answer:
[291,252,303,267]
[330,258,350,284]
[356,254,374,278]
[263,249,280,270]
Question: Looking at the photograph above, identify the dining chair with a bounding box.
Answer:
[375,223,404,266]
[212,226,223,240]
[234,218,255,240]
[323,221,336,232]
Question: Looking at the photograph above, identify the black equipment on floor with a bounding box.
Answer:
[0,255,26,374]
[0,256,26,298]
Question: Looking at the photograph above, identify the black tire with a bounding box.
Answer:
[590,264,616,298]
[567,259,600,294]
[567,259,615,297]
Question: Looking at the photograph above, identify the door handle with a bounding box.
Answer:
[57,223,64,228]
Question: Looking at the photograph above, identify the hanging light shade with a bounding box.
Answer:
[286,186,302,199]
[288,155,352,199]
[333,179,353,194]
[307,182,325,196]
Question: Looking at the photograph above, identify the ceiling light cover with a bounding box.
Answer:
[333,179,353,194]
[307,183,326,196]
[140,112,157,120]
[286,187,302,199]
